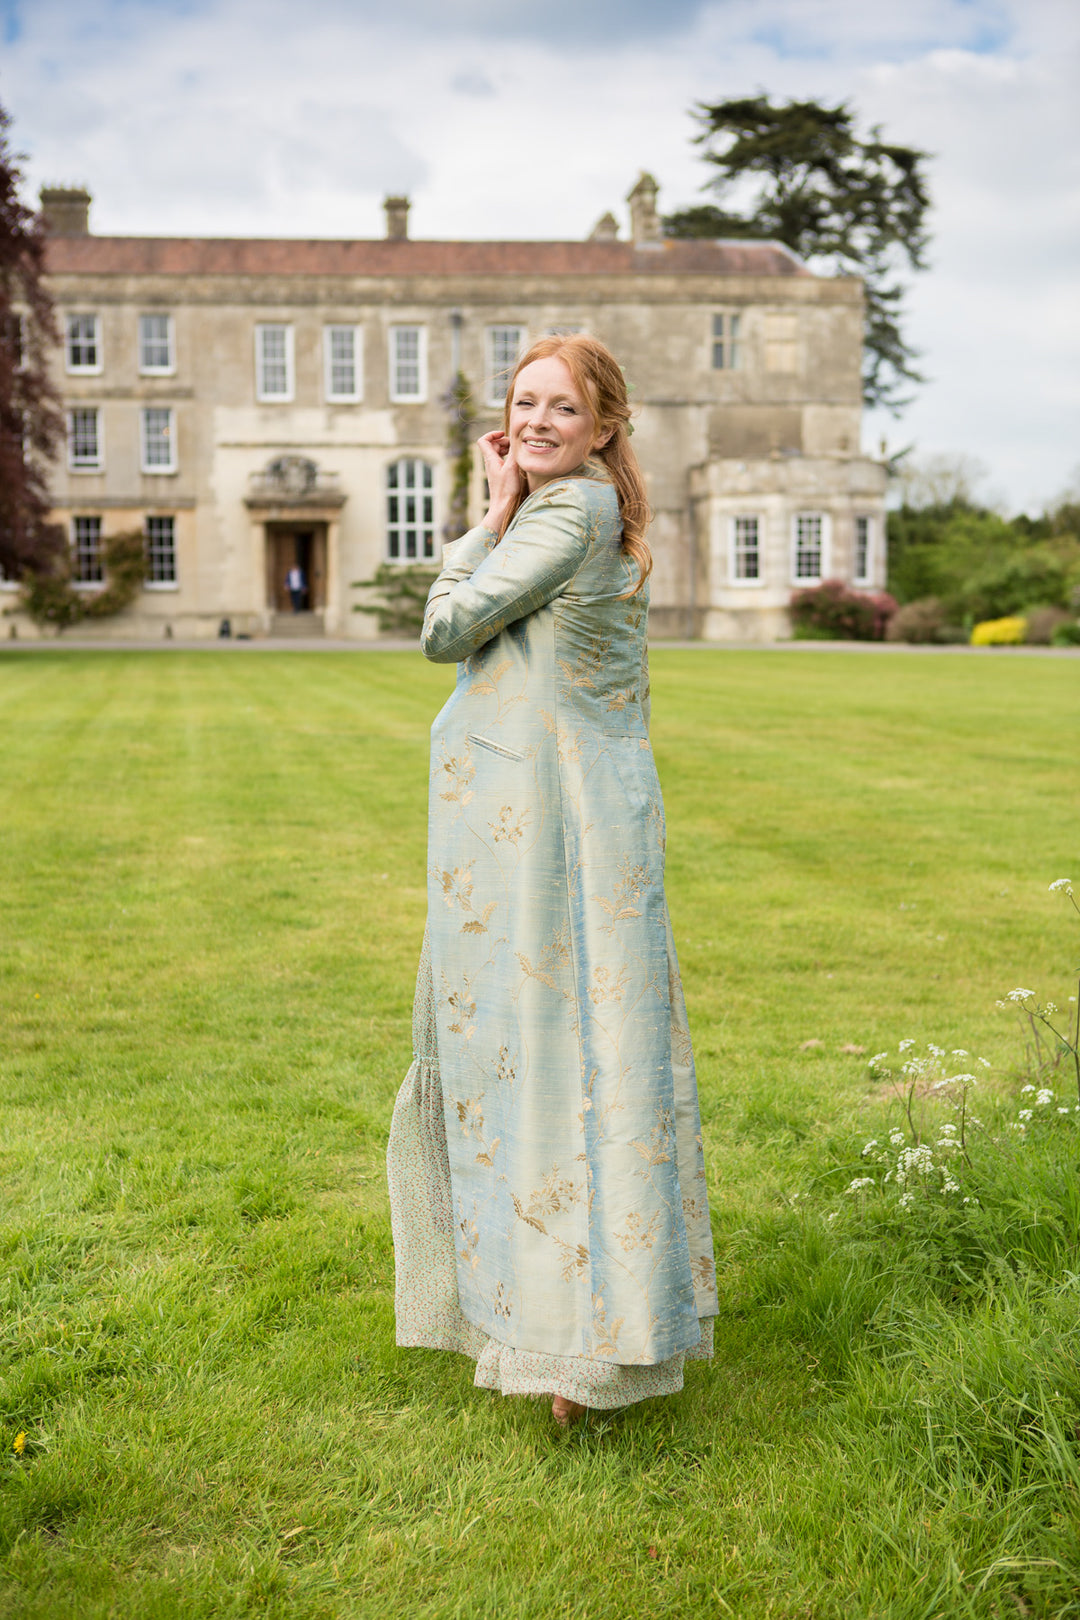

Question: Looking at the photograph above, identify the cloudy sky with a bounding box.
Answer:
[2,0,1077,511]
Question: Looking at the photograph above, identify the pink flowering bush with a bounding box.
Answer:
[789,579,898,641]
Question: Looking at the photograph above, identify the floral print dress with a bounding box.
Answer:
[386,464,717,1408]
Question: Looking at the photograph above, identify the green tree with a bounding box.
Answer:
[664,96,931,412]
[0,102,64,581]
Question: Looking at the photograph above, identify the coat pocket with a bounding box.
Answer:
[467,732,525,763]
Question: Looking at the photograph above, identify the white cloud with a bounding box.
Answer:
[2,0,1077,509]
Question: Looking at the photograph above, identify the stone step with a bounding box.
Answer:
[269,611,325,638]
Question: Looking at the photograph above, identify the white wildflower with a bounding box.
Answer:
[1045,1002,1058,1015]
[861,1139,878,1156]
[1048,879,1073,894]
[978,1058,991,1069]
[1018,1109,1033,1122]
[889,1130,906,1148]
[869,1052,889,1068]
[826,1211,839,1223]
[928,1043,946,1057]
[1006,989,1035,1003]
[846,1177,875,1194]
[951,1049,970,1058]
[1058,1107,1071,1116]
[1021,1084,1036,1094]
[1036,1089,1054,1107]
[898,1039,915,1052]
[895,1145,935,1187]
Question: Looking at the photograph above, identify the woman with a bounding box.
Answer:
[387,334,717,1426]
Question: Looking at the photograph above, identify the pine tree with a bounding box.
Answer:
[0,102,64,580]
[664,96,932,412]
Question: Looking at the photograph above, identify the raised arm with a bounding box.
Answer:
[421,483,593,664]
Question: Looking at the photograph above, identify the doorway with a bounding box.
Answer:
[267,525,327,613]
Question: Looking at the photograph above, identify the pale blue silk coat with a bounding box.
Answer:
[420,464,717,1366]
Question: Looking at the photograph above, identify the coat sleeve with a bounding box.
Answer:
[421,483,593,665]
[433,523,499,587]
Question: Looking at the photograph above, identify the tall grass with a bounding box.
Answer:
[1,649,1078,1619]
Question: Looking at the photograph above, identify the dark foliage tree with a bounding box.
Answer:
[663,96,932,412]
[0,103,64,581]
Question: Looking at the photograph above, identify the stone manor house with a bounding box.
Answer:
[13,176,887,641]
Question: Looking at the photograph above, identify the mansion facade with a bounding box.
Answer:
[11,176,887,641]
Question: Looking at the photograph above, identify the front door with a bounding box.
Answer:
[268,527,327,612]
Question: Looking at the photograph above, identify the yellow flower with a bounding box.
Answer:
[13,1432,26,1455]
[970,616,1027,646]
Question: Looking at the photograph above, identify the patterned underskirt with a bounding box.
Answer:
[386,930,713,1410]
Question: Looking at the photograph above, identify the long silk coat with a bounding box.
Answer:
[420,464,717,1366]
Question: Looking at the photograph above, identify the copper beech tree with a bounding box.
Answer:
[0,102,64,581]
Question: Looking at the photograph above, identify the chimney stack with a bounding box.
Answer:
[384,195,410,240]
[626,172,661,246]
[40,185,92,236]
[588,211,619,243]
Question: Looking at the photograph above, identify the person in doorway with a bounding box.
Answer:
[286,563,305,612]
[386,334,716,1429]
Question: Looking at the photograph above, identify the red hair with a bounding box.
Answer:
[500,334,651,594]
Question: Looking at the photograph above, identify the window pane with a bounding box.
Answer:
[712,311,742,371]
[145,515,177,584]
[142,407,174,469]
[327,325,357,398]
[734,516,760,580]
[139,314,172,370]
[67,314,98,369]
[392,327,423,398]
[386,458,435,563]
[855,515,870,580]
[487,325,524,403]
[72,516,103,582]
[257,325,290,397]
[795,513,823,578]
[69,408,100,468]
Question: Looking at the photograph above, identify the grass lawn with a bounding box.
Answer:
[1,647,1078,1619]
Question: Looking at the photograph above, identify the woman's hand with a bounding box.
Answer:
[477,429,525,535]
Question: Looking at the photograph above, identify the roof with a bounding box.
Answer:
[43,235,811,279]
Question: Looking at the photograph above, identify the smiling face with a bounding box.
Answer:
[507,356,609,492]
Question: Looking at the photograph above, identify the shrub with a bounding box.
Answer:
[789,579,897,641]
[885,596,946,643]
[18,529,146,629]
[971,615,1027,646]
[1024,605,1072,645]
[351,562,439,634]
[1051,619,1080,647]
